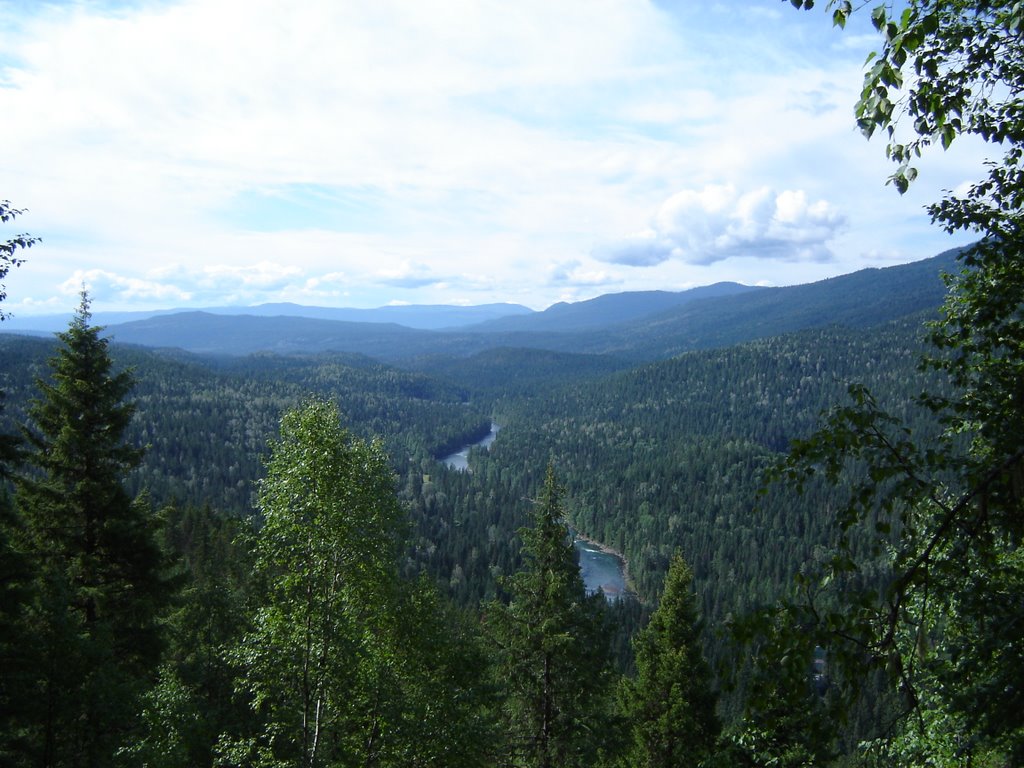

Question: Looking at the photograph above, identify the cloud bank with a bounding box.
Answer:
[0,0,981,312]
[597,185,847,267]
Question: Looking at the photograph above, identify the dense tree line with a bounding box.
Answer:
[0,267,1010,766]
[431,318,946,617]
[0,295,968,765]
[0,300,717,766]
[0,334,492,514]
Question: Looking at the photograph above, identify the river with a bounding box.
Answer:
[440,425,629,600]
[574,537,629,600]
[440,423,500,471]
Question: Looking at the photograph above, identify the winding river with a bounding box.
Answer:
[440,423,500,471]
[440,425,629,599]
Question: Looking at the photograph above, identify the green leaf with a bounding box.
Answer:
[940,123,956,149]
[871,5,887,31]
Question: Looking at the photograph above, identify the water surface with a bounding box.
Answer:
[574,538,627,600]
[440,423,499,471]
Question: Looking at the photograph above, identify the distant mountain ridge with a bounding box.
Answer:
[1,250,963,361]
[461,282,760,333]
[1,301,533,333]
[587,248,961,359]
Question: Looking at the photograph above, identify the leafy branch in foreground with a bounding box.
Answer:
[0,200,38,319]
[772,1,1024,763]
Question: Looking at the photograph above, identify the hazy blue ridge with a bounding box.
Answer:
[0,301,534,334]
[586,248,960,360]
[79,248,960,360]
[459,282,760,333]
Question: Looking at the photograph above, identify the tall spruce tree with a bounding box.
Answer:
[619,553,719,768]
[488,465,615,768]
[15,292,166,768]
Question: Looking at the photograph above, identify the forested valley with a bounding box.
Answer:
[0,255,995,766]
[3,1,1024,765]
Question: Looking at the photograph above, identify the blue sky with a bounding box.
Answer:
[0,0,986,314]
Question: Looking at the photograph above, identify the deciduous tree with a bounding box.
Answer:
[223,398,496,767]
[0,200,37,320]
[220,398,405,766]
[776,1,1024,762]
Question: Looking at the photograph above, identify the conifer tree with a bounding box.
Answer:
[488,465,615,768]
[15,292,167,767]
[0,394,35,766]
[619,552,719,768]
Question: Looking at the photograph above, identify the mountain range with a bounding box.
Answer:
[2,248,961,362]
[1,300,533,334]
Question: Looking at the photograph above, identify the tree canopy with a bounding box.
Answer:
[775,1,1024,763]
[488,465,616,768]
[619,552,719,768]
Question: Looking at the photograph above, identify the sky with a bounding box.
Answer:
[0,0,988,315]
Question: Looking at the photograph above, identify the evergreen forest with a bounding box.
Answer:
[1,1,1023,766]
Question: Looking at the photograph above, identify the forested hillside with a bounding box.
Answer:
[0,238,1016,764]
[0,299,946,684]
[0,302,944,613]
[0,335,491,513]
[400,316,946,630]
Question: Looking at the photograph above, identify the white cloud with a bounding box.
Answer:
[547,259,621,287]
[597,185,847,267]
[374,261,445,289]
[144,261,305,300]
[59,268,193,303]
[0,0,986,313]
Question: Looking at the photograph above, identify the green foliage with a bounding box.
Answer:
[223,398,405,766]
[0,215,32,761]
[223,398,496,767]
[479,318,941,609]
[487,466,617,768]
[12,293,169,767]
[776,1,1024,762]
[720,607,839,768]
[0,247,967,763]
[135,503,255,766]
[789,1,1024,194]
[383,576,502,767]
[117,665,202,768]
[857,551,1022,767]
[0,200,38,318]
[0,486,36,767]
[619,553,719,768]
[767,272,1023,761]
